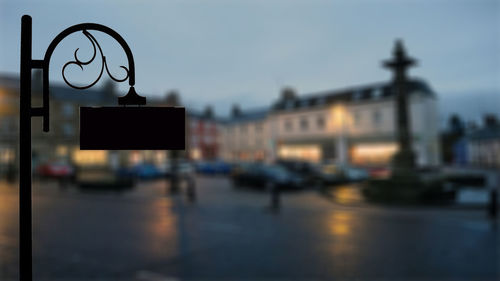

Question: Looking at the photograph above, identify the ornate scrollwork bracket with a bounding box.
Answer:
[35,21,146,131]
[61,30,130,89]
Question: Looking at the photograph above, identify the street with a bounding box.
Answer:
[0,176,498,280]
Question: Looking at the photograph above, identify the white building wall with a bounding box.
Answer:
[271,92,440,166]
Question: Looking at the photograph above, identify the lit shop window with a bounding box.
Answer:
[190,148,201,160]
[154,151,166,165]
[278,145,321,163]
[0,149,14,164]
[129,151,143,165]
[350,143,397,164]
[56,145,68,157]
[72,150,108,166]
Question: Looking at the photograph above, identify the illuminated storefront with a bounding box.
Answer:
[71,149,108,166]
[350,143,398,165]
[278,145,322,163]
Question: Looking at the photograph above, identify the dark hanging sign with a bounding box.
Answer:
[80,107,185,150]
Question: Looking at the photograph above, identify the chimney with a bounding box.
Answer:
[165,90,181,106]
[204,105,214,119]
[281,87,297,101]
[231,104,241,118]
[483,114,499,128]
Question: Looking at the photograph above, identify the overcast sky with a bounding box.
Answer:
[0,0,498,120]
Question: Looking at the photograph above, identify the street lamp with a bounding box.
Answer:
[19,15,185,281]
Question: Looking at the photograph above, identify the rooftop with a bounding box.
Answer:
[272,79,435,111]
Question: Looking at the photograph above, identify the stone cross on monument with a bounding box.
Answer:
[383,40,418,174]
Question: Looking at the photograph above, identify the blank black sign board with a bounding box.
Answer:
[80,107,185,150]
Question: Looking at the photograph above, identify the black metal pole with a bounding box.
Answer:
[270,184,280,212]
[488,189,497,219]
[17,15,151,281]
[19,14,33,281]
[170,150,180,194]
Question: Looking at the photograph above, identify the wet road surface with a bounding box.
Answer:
[0,177,498,280]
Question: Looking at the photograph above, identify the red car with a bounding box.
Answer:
[36,162,74,178]
[367,166,391,179]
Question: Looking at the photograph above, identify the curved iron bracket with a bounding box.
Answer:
[32,16,146,131]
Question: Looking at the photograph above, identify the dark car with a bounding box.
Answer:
[77,167,135,190]
[232,163,304,190]
[276,160,324,187]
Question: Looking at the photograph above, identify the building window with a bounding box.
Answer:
[373,110,382,125]
[373,88,383,99]
[353,111,361,125]
[190,120,198,129]
[62,123,74,136]
[62,103,74,117]
[316,115,325,129]
[256,123,263,133]
[285,100,295,110]
[353,90,363,101]
[285,119,293,132]
[240,125,247,134]
[0,117,14,133]
[300,117,309,131]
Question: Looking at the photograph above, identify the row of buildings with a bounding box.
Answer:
[0,70,442,179]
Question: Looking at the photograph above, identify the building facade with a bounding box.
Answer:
[220,106,271,162]
[269,80,440,166]
[465,118,500,168]
[0,72,441,180]
[187,107,222,161]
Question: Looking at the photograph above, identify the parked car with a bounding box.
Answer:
[36,161,74,179]
[367,166,391,179]
[117,163,162,180]
[315,164,344,185]
[340,164,370,181]
[133,163,163,179]
[232,163,304,190]
[277,160,362,187]
[317,163,369,183]
[163,160,195,178]
[276,160,322,186]
[196,160,231,175]
[78,167,134,190]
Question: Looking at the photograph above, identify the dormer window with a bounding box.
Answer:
[353,90,363,101]
[285,100,295,110]
[373,88,383,99]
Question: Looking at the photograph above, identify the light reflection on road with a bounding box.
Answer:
[326,184,365,205]
[146,198,179,258]
[327,212,353,236]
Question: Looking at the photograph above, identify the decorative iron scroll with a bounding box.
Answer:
[62,30,129,89]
